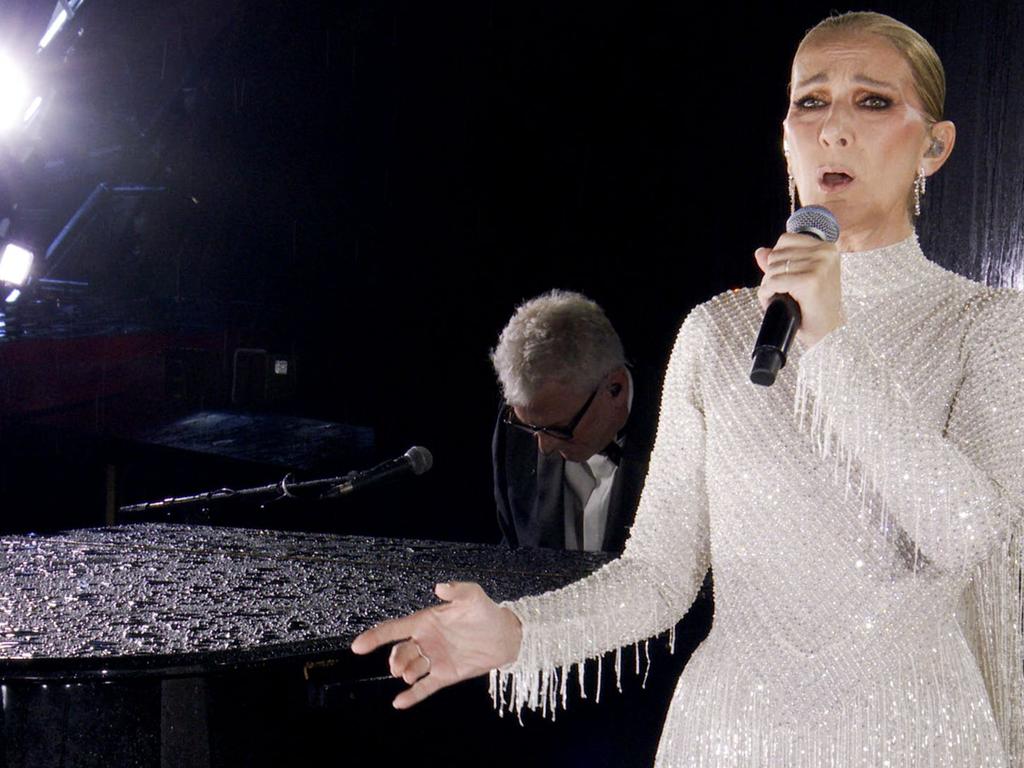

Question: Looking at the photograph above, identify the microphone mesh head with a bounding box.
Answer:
[405,446,434,475]
[786,205,840,243]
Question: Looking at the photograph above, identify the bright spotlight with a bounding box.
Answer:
[0,243,34,286]
[0,56,29,130]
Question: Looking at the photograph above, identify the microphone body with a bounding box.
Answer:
[323,446,433,498]
[750,205,840,386]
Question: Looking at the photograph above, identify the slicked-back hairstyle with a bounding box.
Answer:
[797,11,946,124]
[490,290,625,407]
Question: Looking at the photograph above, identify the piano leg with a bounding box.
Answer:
[160,678,211,768]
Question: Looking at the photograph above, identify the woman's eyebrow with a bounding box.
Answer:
[794,72,827,89]
[853,74,897,89]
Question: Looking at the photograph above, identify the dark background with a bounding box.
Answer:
[0,0,1020,542]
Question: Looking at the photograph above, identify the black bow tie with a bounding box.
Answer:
[598,441,623,466]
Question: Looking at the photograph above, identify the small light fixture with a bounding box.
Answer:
[38,1,87,51]
[23,96,43,124]
[38,8,69,50]
[0,243,35,286]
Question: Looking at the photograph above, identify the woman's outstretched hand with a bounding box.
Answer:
[350,581,523,709]
[755,232,842,348]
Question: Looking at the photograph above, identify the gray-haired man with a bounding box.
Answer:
[490,289,658,552]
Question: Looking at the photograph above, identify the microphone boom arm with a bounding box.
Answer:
[118,470,359,516]
[118,446,433,516]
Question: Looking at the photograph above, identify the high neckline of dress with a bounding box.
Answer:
[839,233,929,297]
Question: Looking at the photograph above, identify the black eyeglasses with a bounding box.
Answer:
[502,385,600,441]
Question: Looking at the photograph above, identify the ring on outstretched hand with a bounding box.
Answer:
[785,259,790,274]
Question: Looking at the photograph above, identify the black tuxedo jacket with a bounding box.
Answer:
[492,370,661,553]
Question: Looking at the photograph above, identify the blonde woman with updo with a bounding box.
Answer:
[354,12,1024,766]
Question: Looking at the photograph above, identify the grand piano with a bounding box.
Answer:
[0,523,715,768]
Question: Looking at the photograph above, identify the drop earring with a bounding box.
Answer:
[914,166,927,216]
[786,154,796,215]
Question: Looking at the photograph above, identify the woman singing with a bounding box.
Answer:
[354,12,1023,766]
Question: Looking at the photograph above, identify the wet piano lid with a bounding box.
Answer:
[0,524,610,680]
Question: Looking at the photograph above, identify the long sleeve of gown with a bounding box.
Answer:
[794,280,1024,767]
[491,308,712,716]
[794,288,1024,573]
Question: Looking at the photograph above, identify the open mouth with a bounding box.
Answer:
[820,171,854,190]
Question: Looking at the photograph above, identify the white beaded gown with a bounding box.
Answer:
[490,236,1024,767]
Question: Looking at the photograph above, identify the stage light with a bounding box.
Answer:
[5,289,20,304]
[0,56,30,130]
[23,96,43,124]
[0,243,34,286]
[38,8,69,50]
[38,1,87,51]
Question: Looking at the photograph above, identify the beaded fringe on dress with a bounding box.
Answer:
[792,285,1024,767]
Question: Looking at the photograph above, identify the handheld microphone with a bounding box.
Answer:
[749,205,839,387]
[323,446,433,497]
